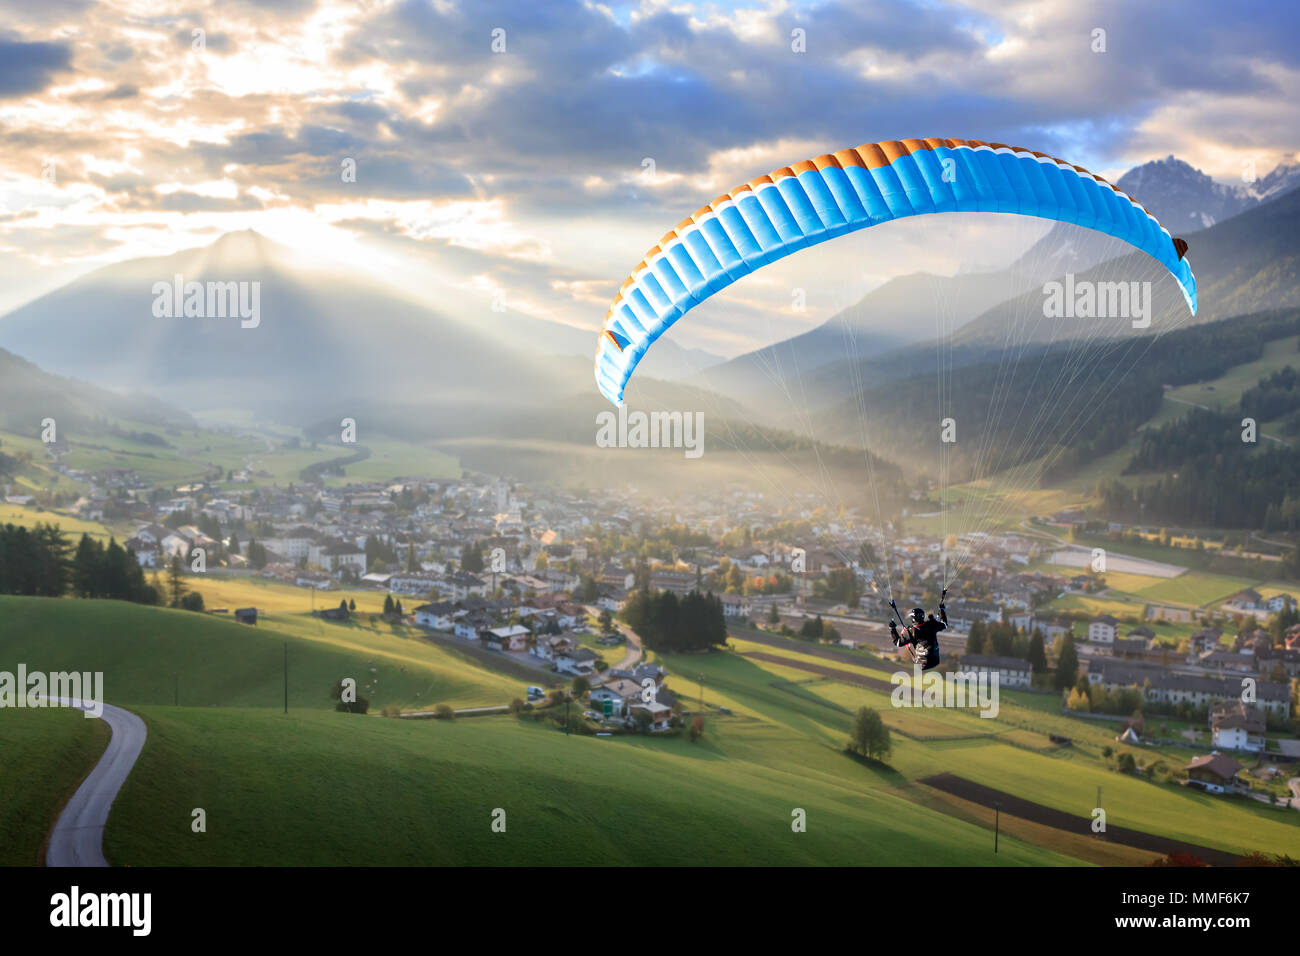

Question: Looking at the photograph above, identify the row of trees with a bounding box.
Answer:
[620,588,728,653]
[0,521,217,612]
[964,619,1048,674]
[0,522,164,605]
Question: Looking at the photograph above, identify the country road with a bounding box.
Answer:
[44,697,147,867]
[608,624,643,671]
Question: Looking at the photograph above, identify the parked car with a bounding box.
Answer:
[526,685,544,699]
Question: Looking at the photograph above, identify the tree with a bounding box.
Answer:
[850,707,891,761]
[1054,634,1079,690]
[179,590,205,612]
[571,675,590,696]
[383,594,394,615]
[598,608,613,633]
[689,715,704,742]
[227,531,239,556]
[966,619,987,655]
[1028,629,1048,674]
[577,574,600,602]
[245,537,268,570]
[460,544,484,572]
[167,555,186,608]
[348,598,356,611]
[800,614,824,639]
[767,603,780,625]
[858,541,877,568]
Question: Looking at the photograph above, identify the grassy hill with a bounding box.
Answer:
[103,705,1068,866]
[0,708,108,865]
[5,595,1297,865]
[0,595,518,711]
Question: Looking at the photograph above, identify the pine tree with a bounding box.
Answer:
[1055,634,1080,690]
[167,555,185,607]
[1028,628,1048,674]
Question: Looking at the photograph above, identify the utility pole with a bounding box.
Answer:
[994,801,1001,854]
[283,642,288,714]
[565,690,570,736]
[174,672,178,707]
[698,674,704,710]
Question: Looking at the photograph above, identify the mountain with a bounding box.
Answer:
[697,155,1300,411]
[476,308,724,382]
[0,231,573,426]
[956,181,1300,346]
[0,348,193,437]
[1010,156,1300,278]
[696,267,1049,410]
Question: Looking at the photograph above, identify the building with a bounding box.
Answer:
[483,624,530,652]
[1086,658,1291,718]
[1210,701,1267,753]
[720,593,752,618]
[1038,618,1074,641]
[414,601,457,631]
[1145,604,1194,623]
[944,601,1001,633]
[454,612,490,640]
[1007,611,1034,631]
[557,646,598,676]
[309,540,366,575]
[1087,615,1118,644]
[234,608,257,625]
[627,700,673,732]
[957,654,1032,688]
[1188,628,1222,657]
[442,571,487,601]
[389,573,439,596]
[1184,753,1244,794]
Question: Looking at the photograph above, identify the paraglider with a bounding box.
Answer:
[889,590,948,672]
[594,137,1196,407]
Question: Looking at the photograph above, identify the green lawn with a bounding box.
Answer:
[0,595,519,711]
[0,707,109,865]
[104,705,1071,866]
[5,594,1297,866]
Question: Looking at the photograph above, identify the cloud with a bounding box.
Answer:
[0,38,73,97]
[0,0,1296,355]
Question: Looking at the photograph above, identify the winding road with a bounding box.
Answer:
[43,696,147,867]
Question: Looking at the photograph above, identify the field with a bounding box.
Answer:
[4,592,1298,866]
[0,707,109,865]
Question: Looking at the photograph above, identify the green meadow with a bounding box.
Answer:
[3,592,1297,866]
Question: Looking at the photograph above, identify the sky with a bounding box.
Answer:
[0,0,1297,356]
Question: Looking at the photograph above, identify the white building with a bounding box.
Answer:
[958,654,1032,688]
[1087,615,1118,644]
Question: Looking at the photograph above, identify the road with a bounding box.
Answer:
[583,604,642,671]
[608,625,642,671]
[44,697,147,867]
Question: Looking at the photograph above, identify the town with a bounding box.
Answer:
[9,452,1292,798]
